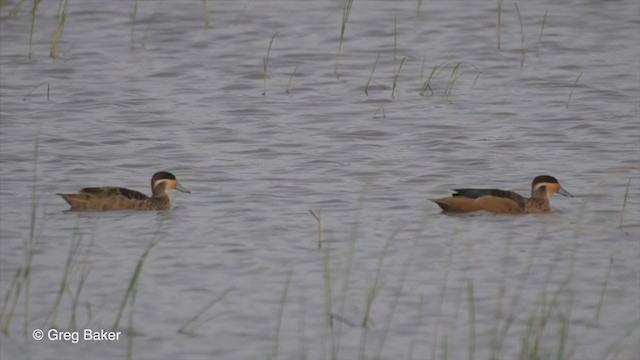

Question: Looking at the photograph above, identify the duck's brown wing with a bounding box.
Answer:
[432,189,527,214]
[80,187,149,200]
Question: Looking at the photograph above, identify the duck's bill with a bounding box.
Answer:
[175,181,191,193]
[558,186,573,197]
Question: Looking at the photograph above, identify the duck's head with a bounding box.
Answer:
[151,171,191,197]
[531,175,573,198]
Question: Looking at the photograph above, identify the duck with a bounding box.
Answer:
[431,175,573,214]
[58,171,190,211]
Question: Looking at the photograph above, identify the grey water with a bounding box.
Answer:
[1,1,639,359]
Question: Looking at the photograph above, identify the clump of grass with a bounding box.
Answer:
[444,63,462,96]
[262,32,277,96]
[420,60,480,97]
[309,210,323,249]
[286,65,299,95]
[514,3,526,68]
[28,0,42,58]
[50,0,70,59]
[335,0,354,77]
[565,71,583,109]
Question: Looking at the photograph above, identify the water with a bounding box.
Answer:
[1,1,639,359]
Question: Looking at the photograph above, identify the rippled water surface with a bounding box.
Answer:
[1,1,639,359]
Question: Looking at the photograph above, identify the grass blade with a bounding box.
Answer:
[286,65,299,95]
[335,0,354,77]
[618,178,631,230]
[178,288,231,334]
[392,56,408,99]
[496,0,503,50]
[309,210,322,249]
[271,268,293,360]
[364,55,380,96]
[28,0,42,58]
[514,3,526,68]
[566,72,583,109]
[263,32,278,96]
